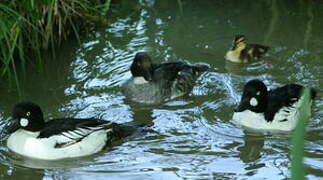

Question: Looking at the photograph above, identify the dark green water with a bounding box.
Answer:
[0,0,322,179]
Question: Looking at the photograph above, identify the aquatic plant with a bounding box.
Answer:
[0,0,110,79]
[291,88,311,180]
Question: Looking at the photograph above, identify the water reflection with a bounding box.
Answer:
[238,133,265,163]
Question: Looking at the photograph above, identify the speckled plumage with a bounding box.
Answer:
[122,52,209,104]
[225,34,269,63]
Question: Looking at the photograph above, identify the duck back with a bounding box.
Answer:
[123,60,208,104]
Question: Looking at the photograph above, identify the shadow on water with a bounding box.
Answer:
[0,0,322,179]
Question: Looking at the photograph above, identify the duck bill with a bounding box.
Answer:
[234,99,249,112]
[6,118,20,133]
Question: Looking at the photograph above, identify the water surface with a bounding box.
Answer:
[0,0,322,179]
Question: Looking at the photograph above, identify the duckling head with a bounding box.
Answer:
[230,34,247,51]
[12,102,45,132]
[130,52,154,82]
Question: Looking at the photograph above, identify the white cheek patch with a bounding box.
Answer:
[250,97,258,107]
[20,118,29,127]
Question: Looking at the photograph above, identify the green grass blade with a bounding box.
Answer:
[291,88,311,180]
[177,0,183,15]
[0,0,109,79]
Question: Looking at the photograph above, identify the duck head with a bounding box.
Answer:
[235,79,268,113]
[130,52,154,82]
[12,102,45,132]
[230,34,247,51]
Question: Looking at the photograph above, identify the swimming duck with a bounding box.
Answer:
[122,52,209,104]
[233,79,316,131]
[225,34,269,63]
[7,102,134,160]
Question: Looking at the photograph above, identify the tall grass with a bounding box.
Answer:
[0,0,110,79]
[291,88,312,180]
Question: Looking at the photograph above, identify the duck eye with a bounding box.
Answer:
[26,112,31,117]
[256,91,261,95]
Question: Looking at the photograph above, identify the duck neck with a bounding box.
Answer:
[133,76,149,84]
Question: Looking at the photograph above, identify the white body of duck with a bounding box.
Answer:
[7,102,133,160]
[7,128,109,160]
[233,79,316,131]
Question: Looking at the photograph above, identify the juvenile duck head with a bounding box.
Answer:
[130,52,154,82]
[230,34,247,51]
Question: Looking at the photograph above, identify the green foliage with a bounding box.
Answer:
[0,0,110,78]
[291,88,311,180]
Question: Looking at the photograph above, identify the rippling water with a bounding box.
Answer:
[0,0,322,179]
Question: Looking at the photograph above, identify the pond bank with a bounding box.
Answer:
[0,0,111,78]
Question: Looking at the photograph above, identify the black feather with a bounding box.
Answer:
[264,84,304,121]
[153,62,207,81]
[37,118,128,139]
[125,52,209,103]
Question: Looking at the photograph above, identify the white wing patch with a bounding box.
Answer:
[52,125,113,148]
[273,101,298,123]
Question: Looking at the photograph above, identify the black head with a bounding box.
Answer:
[12,101,45,132]
[130,52,154,81]
[235,79,268,113]
[230,34,246,50]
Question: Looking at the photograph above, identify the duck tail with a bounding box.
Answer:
[263,45,270,52]
[108,122,155,141]
[256,45,269,54]
[109,123,136,139]
[192,63,210,72]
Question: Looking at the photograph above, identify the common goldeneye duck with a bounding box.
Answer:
[122,52,209,104]
[7,102,134,160]
[233,79,316,131]
[225,34,269,63]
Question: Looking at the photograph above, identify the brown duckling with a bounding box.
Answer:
[225,34,269,63]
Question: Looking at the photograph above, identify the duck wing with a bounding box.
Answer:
[154,62,206,95]
[264,84,304,122]
[153,62,190,82]
[38,118,130,148]
[153,62,208,82]
[246,44,269,59]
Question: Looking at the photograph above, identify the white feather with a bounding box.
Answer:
[20,118,29,127]
[7,127,111,160]
[133,77,149,84]
[250,97,258,106]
